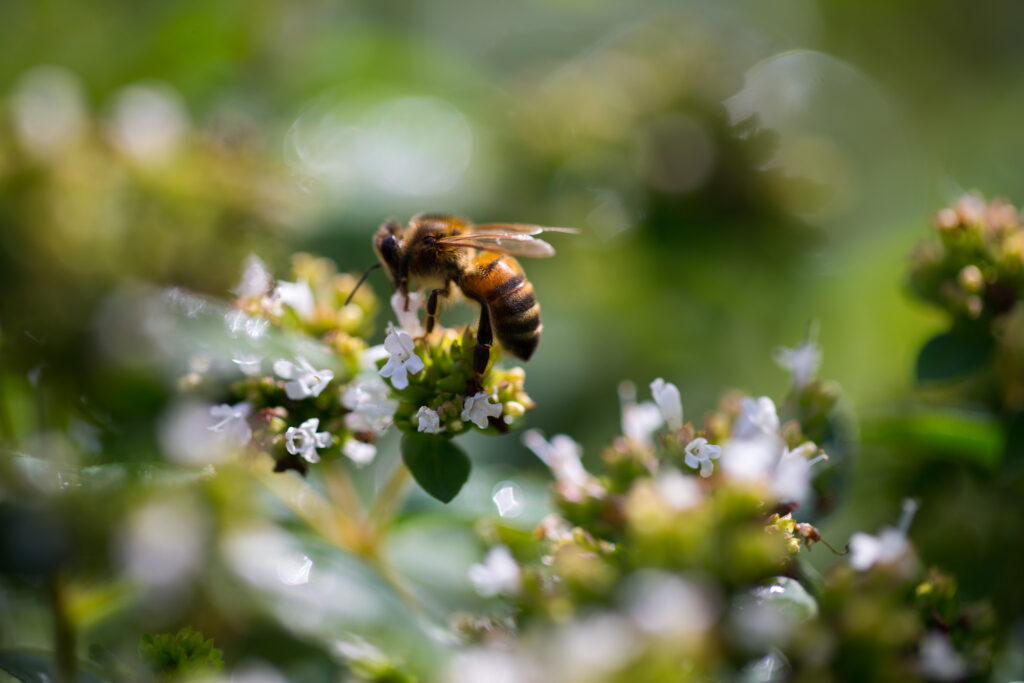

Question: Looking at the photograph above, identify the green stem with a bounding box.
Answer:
[48,570,75,683]
[369,461,412,530]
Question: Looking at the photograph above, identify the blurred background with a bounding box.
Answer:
[3,0,1024,679]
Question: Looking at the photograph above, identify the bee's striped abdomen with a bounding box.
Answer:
[461,253,542,361]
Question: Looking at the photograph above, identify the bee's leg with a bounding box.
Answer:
[467,305,492,396]
[424,285,450,335]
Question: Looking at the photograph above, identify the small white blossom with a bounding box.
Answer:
[285,418,332,463]
[848,528,909,571]
[684,437,722,478]
[273,279,316,320]
[391,290,425,336]
[618,381,663,446]
[209,402,252,448]
[273,356,334,400]
[378,326,424,390]
[415,406,443,434]
[918,632,967,681]
[109,83,187,164]
[342,439,376,467]
[772,442,825,504]
[234,255,273,299]
[774,339,822,389]
[360,344,390,372]
[655,468,703,510]
[523,430,586,486]
[11,66,86,159]
[468,545,521,597]
[733,396,780,440]
[650,378,683,431]
[461,392,502,429]
[342,377,397,436]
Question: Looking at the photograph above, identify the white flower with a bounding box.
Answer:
[848,528,909,571]
[655,468,703,510]
[523,430,587,486]
[772,442,825,504]
[285,418,332,463]
[918,632,966,681]
[650,378,683,431]
[720,436,781,482]
[732,396,780,440]
[209,402,252,448]
[391,290,425,336]
[109,83,187,164]
[684,437,722,478]
[11,66,86,159]
[774,340,821,388]
[378,326,424,390]
[618,381,663,446]
[468,545,521,597]
[461,392,502,429]
[273,279,316,320]
[360,344,390,372]
[273,356,334,400]
[234,254,273,300]
[342,439,376,466]
[342,377,397,436]
[415,406,443,434]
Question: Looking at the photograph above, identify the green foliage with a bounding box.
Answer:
[139,627,224,680]
[400,433,471,503]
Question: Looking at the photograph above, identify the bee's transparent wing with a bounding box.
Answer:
[436,233,558,258]
[471,223,579,236]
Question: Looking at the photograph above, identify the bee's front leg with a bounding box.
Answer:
[466,304,492,396]
[424,284,450,336]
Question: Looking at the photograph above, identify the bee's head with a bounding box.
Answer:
[373,219,405,289]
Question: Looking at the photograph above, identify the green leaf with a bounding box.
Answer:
[0,651,107,683]
[401,434,471,503]
[862,408,1004,470]
[752,576,818,621]
[915,331,992,383]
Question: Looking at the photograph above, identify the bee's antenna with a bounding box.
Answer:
[344,263,382,306]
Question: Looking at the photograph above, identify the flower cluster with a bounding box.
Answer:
[450,352,995,682]
[173,251,534,499]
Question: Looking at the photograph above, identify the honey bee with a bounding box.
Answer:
[352,213,575,387]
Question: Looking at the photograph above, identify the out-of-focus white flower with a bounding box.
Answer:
[462,392,502,429]
[109,83,188,164]
[415,406,443,434]
[11,65,86,158]
[522,430,599,495]
[849,499,918,571]
[626,572,715,641]
[684,437,722,478]
[273,279,316,320]
[849,528,908,571]
[360,344,390,372]
[342,377,397,436]
[650,378,683,431]
[274,356,334,400]
[774,339,821,388]
[285,418,332,463]
[118,498,206,591]
[446,648,530,683]
[230,661,289,683]
[772,442,826,504]
[720,436,780,482]
[618,381,663,446]
[378,326,424,390]
[391,290,425,336]
[232,352,264,376]
[208,402,252,448]
[555,614,638,683]
[733,396,780,440]
[342,439,376,467]
[235,255,273,300]
[468,545,521,597]
[655,468,703,510]
[918,632,967,681]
